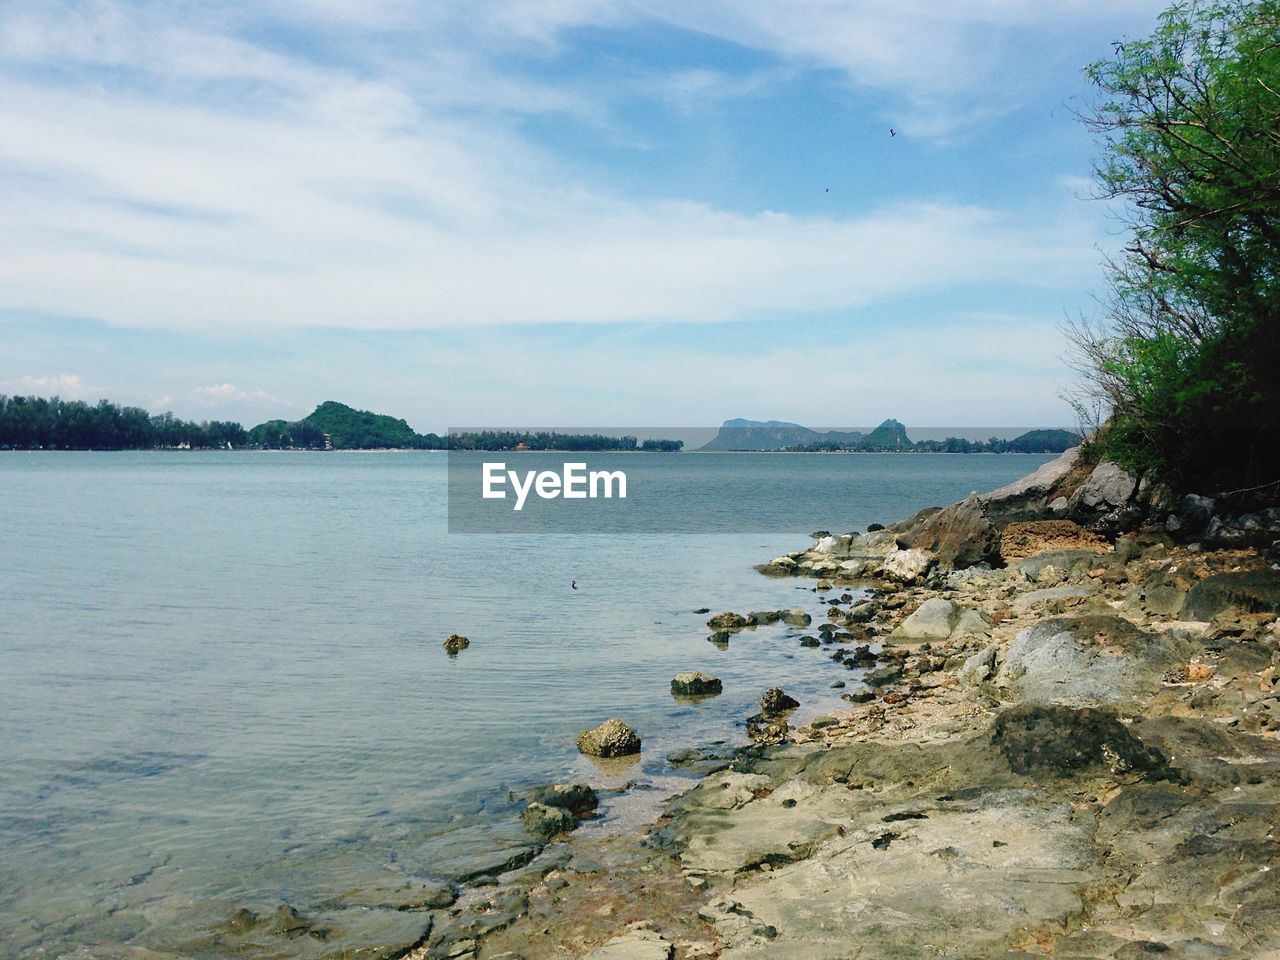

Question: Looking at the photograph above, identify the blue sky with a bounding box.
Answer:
[0,0,1169,430]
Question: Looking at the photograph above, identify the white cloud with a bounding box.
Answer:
[194,384,276,402]
[0,0,1153,335]
[1,373,96,399]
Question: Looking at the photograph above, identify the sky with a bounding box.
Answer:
[0,0,1170,431]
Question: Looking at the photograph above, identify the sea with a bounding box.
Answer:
[0,450,1052,958]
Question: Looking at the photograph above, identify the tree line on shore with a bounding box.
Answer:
[0,397,686,452]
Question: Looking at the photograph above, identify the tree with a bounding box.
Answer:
[1070,0,1280,493]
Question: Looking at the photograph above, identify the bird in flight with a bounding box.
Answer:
[571,580,578,590]
[889,129,897,137]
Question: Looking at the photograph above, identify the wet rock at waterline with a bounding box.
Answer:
[520,802,578,841]
[670,672,722,696]
[760,687,799,715]
[443,634,470,655]
[576,718,642,758]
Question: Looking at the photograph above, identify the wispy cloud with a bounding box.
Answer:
[1,372,97,399]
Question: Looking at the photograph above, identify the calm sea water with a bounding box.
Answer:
[0,451,1050,958]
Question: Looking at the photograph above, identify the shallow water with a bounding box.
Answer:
[0,450,1050,958]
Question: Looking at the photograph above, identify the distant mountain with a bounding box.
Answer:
[701,418,1081,454]
[858,418,912,451]
[701,419,865,451]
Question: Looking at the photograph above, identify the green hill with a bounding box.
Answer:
[859,418,912,451]
[301,401,420,449]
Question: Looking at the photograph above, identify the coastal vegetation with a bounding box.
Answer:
[0,395,246,450]
[1070,0,1280,493]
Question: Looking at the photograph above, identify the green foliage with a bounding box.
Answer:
[790,427,1080,454]
[0,395,246,450]
[1072,0,1280,491]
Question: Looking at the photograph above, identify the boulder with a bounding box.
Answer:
[671,672,723,696]
[1182,570,1280,622]
[991,704,1171,778]
[706,612,749,631]
[998,615,1194,709]
[782,609,811,627]
[1202,507,1280,548]
[443,634,470,655]
[882,547,936,584]
[894,493,1000,568]
[760,687,799,715]
[520,802,577,841]
[1016,549,1112,582]
[892,598,959,641]
[1070,461,1138,512]
[576,718,642,758]
[979,446,1081,521]
[525,783,598,816]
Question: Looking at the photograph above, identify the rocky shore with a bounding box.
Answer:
[206,449,1280,960]
[401,448,1280,960]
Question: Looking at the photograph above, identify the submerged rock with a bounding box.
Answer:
[443,634,470,655]
[525,783,598,816]
[782,609,812,627]
[671,672,722,696]
[576,718,641,758]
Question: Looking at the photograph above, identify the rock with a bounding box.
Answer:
[1178,494,1216,532]
[998,615,1194,709]
[746,714,789,744]
[810,535,847,556]
[263,905,314,938]
[892,597,959,641]
[706,631,731,647]
[520,802,577,841]
[867,522,885,532]
[1016,548,1111,582]
[1070,461,1138,512]
[576,719,642,758]
[525,783,598,816]
[799,635,820,647]
[760,687,799,715]
[1182,569,1280,621]
[894,492,1001,568]
[671,672,722,696]
[584,924,673,960]
[882,547,936,584]
[782,609,812,627]
[957,645,998,685]
[1132,570,1192,617]
[443,634,470,655]
[1000,519,1109,561]
[991,704,1170,779]
[1068,461,1142,532]
[755,556,797,574]
[707,612,749,631]
[1203,507,1280,548]
[979,446,1081,521]
[863,665,902,689]
[952,607,992,637]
